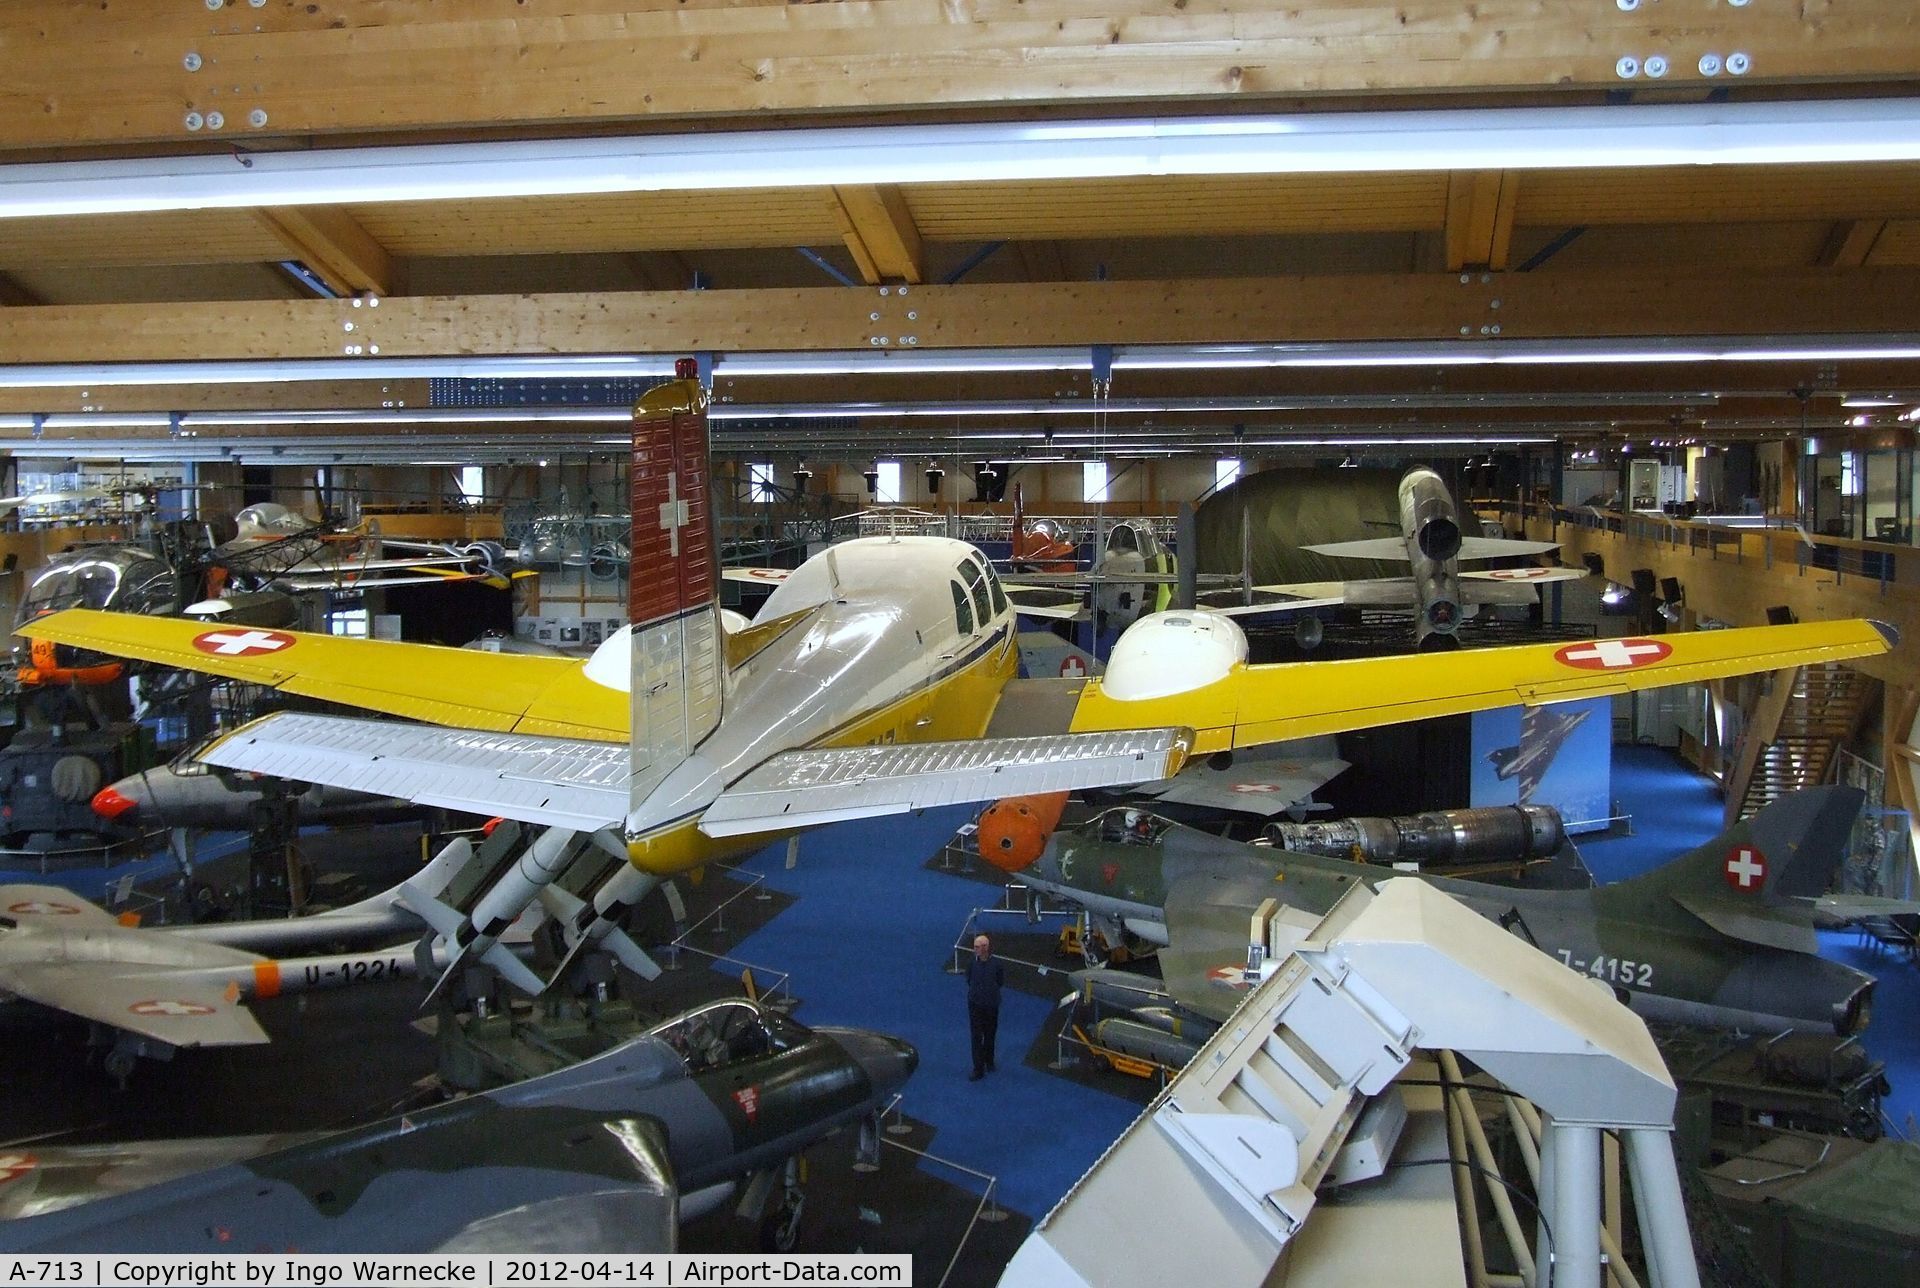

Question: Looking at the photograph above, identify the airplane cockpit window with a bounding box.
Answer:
[1098,808,1168,846]
[1106,525,1139,555]
[950,579,974,635]
[962,561,991,626]
[650,1000,779,1073]
[986,565,1008,615]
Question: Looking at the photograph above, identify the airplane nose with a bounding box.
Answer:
[829,1030,918,1096]
[92,784,138,822]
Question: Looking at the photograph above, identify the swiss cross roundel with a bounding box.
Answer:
[1488,568,1553,580]
[1724,845,1768,893]
[0,1153,35,1184]
[129,999,216,1018]
[1553,638,1672,672]
[7,900,79,916]
[191,629,296,659]
[1233,783,1280,794]
[1059,655,1088,678]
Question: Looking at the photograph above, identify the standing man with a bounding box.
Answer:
[966,933,1004,1081]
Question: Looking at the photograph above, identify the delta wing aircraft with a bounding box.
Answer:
[18,361,1894,1003]
[1015,787,1886,1037]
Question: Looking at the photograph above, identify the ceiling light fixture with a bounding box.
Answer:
[6,98,1920,218]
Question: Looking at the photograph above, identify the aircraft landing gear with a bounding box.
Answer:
[757,1156,806,1253]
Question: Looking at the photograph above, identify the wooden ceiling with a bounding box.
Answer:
[2,2,1920,459]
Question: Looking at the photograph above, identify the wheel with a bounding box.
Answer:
[760,1193,804,1253]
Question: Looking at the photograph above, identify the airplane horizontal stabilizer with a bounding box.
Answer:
[200,712,627,832]
[699,728,1192,837]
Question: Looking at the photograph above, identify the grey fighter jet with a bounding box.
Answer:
[0,996,917,1253]
[1018,787,1882,1038]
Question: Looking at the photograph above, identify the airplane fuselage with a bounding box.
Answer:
[1027,818,1873,1035]
[621,536,1020,874]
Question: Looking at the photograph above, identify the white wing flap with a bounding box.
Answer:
[699,728,1193,837]
[200,712,627,830]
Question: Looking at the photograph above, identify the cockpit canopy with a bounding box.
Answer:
[15,547,179,627]
[1094,807,1172,847]
[647,998,808,1074]
[233,502,309,540]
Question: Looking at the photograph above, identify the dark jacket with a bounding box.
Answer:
[965,955,1004,1011]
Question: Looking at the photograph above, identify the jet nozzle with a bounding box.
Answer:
[91,785,137,822]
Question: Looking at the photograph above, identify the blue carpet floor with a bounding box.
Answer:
[725,807,1143,1221]
[1585,745,1920,1136]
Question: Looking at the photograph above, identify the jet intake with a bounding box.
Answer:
[1416,517,1462,563]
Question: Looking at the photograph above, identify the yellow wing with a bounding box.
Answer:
[16,609,626,741]
[1067,619,1894,754]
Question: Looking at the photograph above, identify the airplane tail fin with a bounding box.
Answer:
[629,361,726,811]
[1604,785,1865,907]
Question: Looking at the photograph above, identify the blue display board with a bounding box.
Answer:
[1470,698,1613,834]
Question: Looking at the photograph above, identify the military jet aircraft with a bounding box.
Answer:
[1277,465,1584,650]
[0,832,498,1077]
[1014,787,1885,1038]
[1487,704,1596,802]
[17,362,1894,1008]
[0,996,916,1253]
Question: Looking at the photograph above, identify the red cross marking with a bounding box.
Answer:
[1059,655,1088,678]
[1553,638,1672,671]
[1724,845,1768,892]
[1488,568,1551,580]
[191,629,296,658]
[0,1153,35,1183]
[129,999,216,1017]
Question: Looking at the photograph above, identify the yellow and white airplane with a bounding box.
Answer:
[17,362,1896,996]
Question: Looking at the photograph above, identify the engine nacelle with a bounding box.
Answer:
[1102,611,1248,702]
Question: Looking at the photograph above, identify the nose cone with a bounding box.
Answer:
[826,1029,918,1097]
[92,783,140,823]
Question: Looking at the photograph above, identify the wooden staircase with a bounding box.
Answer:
[1728,663,1879,823]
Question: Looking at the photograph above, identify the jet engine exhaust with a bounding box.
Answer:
[1262,804,1565,867]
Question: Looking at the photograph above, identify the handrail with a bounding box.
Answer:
[1472,498,1918,595]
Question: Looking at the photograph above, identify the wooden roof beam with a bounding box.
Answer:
[256,206,402,298]
[1818,220,1889,268]
[5,2,1920,150]
[0,273,43,307]
[828,186,925,285]
[4,269,1920,363]
[1445,171,1519,271]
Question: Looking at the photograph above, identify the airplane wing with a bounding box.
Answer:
[1811,893,1920,925]
[1193,585,1347,618]
[1458,535,1561,560]
[1004,586,1089,621]
[15,610,625,740]
[1459,567,1586,584]
[1135,745,1348,817]
[198,712,628,831]
[1300,537,1409,560]
[721,566,792,586]
[0,884,123,927]
[0,960,269,1047]
[1065,619,1895,755]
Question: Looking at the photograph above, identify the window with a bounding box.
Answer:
[1841,452,1862,498]
[1216,458,1242,491]
[1083,460,1110,503]
[951,580,974,635]
[986,562,1008,615]
[328,607,370,637]
[875,461,903,504]
[964,561,990,625]
[458,466,485,505]
[748,462,776,503]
